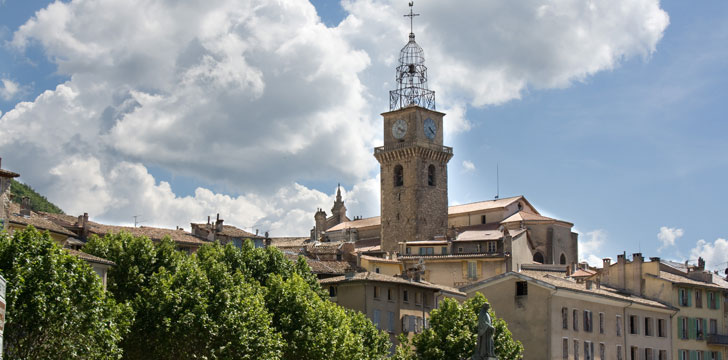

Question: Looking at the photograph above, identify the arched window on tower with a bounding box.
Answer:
[428,165,435,186]
[560,253,567,265]
[394,165,404,187]
[533,252,544,264]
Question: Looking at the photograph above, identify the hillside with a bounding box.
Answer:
[9,179,64,214]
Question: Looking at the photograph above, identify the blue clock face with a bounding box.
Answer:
[424,118,437,140]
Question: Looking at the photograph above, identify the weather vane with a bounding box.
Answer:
[404,2,419,35]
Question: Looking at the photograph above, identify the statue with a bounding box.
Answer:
[472,303,497,360]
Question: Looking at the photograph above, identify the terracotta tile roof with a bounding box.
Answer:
[87,222,208,246]
[448,196,526,215]
[649,271,726,290]
[306,242,344,254]
[359,254,402,264]
[285,254,355,275]
[0,168,20,178]
[454,229,503,242]
[190,223,261,238]
[39,211,82,228]
[570,269,597,278]
[7,203,76,237]
[399,253,505,260]
[66,249,116,266]
[513,271,674,310]
[401,240,449,245]
[501,211,573,226]
[320,271,465,296]
[327,216,381,232]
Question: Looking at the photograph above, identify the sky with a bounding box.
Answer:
[0,0,726,272]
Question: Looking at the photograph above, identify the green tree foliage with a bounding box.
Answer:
[401,293,523,360]
[0,226,129,359]
[9,179,64,214]
[83,233,390,360]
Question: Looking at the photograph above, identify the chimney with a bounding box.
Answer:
[632,253,643,263]
[603,258,612,269]
[617,253,626,264]
[207,215,211,225]
[0,157,2,168]
[20,196,31,216]
[215,213,223,232]
[649,257,660,262]
[566,263,572,277]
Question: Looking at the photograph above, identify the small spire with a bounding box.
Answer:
[336,183,342,202]
[404,1,419,36]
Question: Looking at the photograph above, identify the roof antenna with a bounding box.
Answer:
[495,163,500,199]
[133,215,145,228]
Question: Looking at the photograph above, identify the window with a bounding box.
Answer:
[708,291,719,309]
[573,309,579,331]
[394,165,403,187]
[560,253,567,265]
[562,307,568,329]
[373,309,381,329]
[645,348,653,360]
[373,286,380,299]
[629,315,639,335]
[387,288,393,301]
[481,215,487,224]
[441,246,448,255]
[574,340,580,360]
[388,311,395,332]
[658,318,666,337]
[468,262,478,280]
[403,289,409,302]
[696,317,704,340]
[533,252,544,263]
[516,281,528,296]
[599,343,605,360]
[419,247,434,255]
[644,317,653,336]
[458,247,463,253]
[710,352,719,360]
[679,288,689,306]
[658,350,667,360]
[679,317,688,339]
[679,350,688,360]
[584,341,593,360]
[583,310,593,332]
[427,165,436,186]
[710,319,718,334]
[599,312,604,334]
[406,247,411,254]
[617,345,623,360]
[696,289,703,308]
[375,267,380,273]
[698,351,704,360]
[329,286,337,297]
[616,315,622,336]
[486,241,497,253]
[630,346,638,360]
[562,338,569,359]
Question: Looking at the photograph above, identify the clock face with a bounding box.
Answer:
[424,117,437,140]
[392,119,407,139]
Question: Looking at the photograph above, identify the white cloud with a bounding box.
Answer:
[579,229,607,266]
[462,160,476,172]
[0,0,670,236]
[0,79,20,100]
[657,226,684,251]
[690,238,728,272]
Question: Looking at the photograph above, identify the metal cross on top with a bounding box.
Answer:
[404,1,419,34]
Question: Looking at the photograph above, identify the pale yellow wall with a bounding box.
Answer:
[405,244,449,255]
[416,259,506,288]
[360,257,402,276]
[464,277,551,359]
[447,209,508,228]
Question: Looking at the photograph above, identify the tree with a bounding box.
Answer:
[0,226,129,359]
[409,293,523,360]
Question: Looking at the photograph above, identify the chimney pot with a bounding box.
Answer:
[650,257,660,262]
[21,196,31,216]
[207,215,210,225]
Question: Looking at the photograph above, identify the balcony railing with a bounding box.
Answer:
[374,142,453,155]
[707,334,728,346]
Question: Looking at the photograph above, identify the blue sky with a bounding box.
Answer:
[1,0,726,270]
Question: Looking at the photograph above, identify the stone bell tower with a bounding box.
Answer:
[375,3,453,253]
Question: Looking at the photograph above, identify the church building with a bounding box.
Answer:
[310,6,579,288]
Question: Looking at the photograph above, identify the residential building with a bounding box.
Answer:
[320,271,465,347]
[599,254,728,359]
[191,214,267,248]
[461,268,676,360]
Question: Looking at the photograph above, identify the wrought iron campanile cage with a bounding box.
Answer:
[389,3,436,111]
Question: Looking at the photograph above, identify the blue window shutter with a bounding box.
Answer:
[717,351,722,360]
[689,318,696,339]
[688,289,692,306]
[717,294,721,310]
[677,317,683,338]
[689,350,697,360]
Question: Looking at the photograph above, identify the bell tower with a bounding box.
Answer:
[375,3,453,253]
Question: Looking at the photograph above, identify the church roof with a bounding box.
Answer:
[447,196,533,215]
[501,211,573,226]
[327,216,381,232]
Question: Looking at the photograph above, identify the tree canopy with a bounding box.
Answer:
[83,232,390,360]
[0,226,129,359]
[9,179,64,214]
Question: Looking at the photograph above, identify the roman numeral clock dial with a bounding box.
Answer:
[392,118,407,139]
